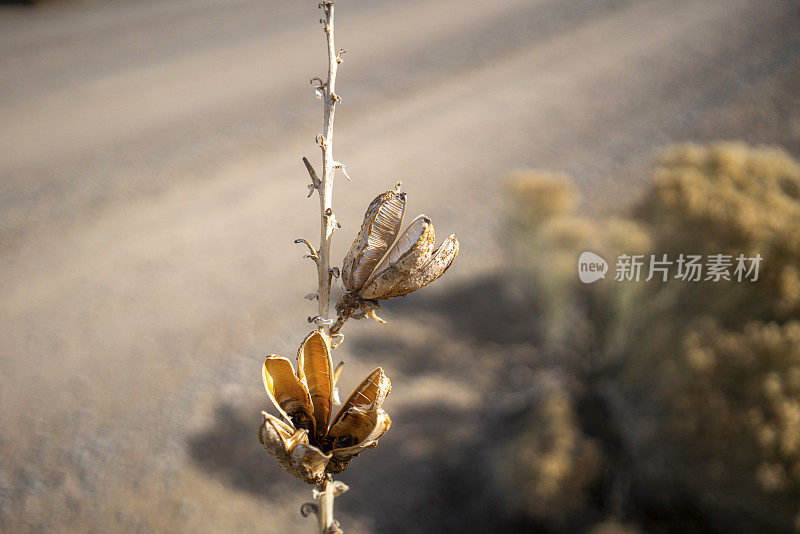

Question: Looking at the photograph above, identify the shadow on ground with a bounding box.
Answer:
[186,403,296,500]
[384,275,539,346]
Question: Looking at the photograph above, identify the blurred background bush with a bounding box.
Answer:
[495,144,800,533]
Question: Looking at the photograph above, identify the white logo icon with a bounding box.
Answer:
[578,251,608,284]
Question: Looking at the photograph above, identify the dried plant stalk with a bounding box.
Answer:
[302,2,346,532]
[316,478,337,533]
[314,0,340,325]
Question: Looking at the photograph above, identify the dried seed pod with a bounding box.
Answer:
[327,404,389,450]
[259,412,330,484]
[326,368,392,471]
[259,412,299,473]
[380,233,459,298]
[297,331,334,441]
[259,334,394,480]
[330,368,391,427]
[290,441,332,482]
[260,410,296,442]
[342,190,406,292]
[358,215,435,299]
[327,409,391,473]
[263,356,315,435]
[330,408,391,455]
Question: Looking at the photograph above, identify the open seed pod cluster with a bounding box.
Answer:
[259,331,391,484]
[336,188,459,321]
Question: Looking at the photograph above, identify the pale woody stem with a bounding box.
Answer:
[315,478,336,534]
[314,2,340,533]
[317,1,338,327]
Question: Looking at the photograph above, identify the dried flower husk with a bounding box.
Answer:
[380,233,459,299]
[326,368,392,472]
[260,333,392,482]
[342,190,406,292]
[297,331,334,441]
[263,356,315,435]
[359,215,435,299]
[259,411,331,484]
[328,368,391,445]
[338,191,460,316]
[327,409,392,473]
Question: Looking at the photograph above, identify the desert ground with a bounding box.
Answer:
[1,0,799,532]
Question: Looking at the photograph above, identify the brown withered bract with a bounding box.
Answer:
[259,331,392,484]
[336,189,459,327]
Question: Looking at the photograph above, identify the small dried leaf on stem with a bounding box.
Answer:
[303,157,322,187]
[332,162,351,181]
[294,238,320,262]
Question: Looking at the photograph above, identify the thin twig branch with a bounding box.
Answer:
[303,157,322,197]
[294,238,320,262]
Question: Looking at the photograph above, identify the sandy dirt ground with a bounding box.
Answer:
[1,0,799,532]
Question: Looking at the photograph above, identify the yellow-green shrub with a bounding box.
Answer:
[499,144,800,531]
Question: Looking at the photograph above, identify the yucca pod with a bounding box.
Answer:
[342,190,406,292]
[296,331,334,441]
[289,441,332,482]
[327,409,391,473]
[259,411,331,484]
[263,356,315,436]
[326,368,392,460]
[358,215,435,299]
[380,233,459,299]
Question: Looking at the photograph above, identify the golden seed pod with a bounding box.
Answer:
[359,215,436,299]
[342,190,406,292]
[263,356,315,435]
[260,334,393,481]
[296,331,334,441]
[259,412,330,484]
[326,368,392,472]
[290,441,331,481]
[327,409,392,473]
[330,368,391,430]
[380,233,459,299]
